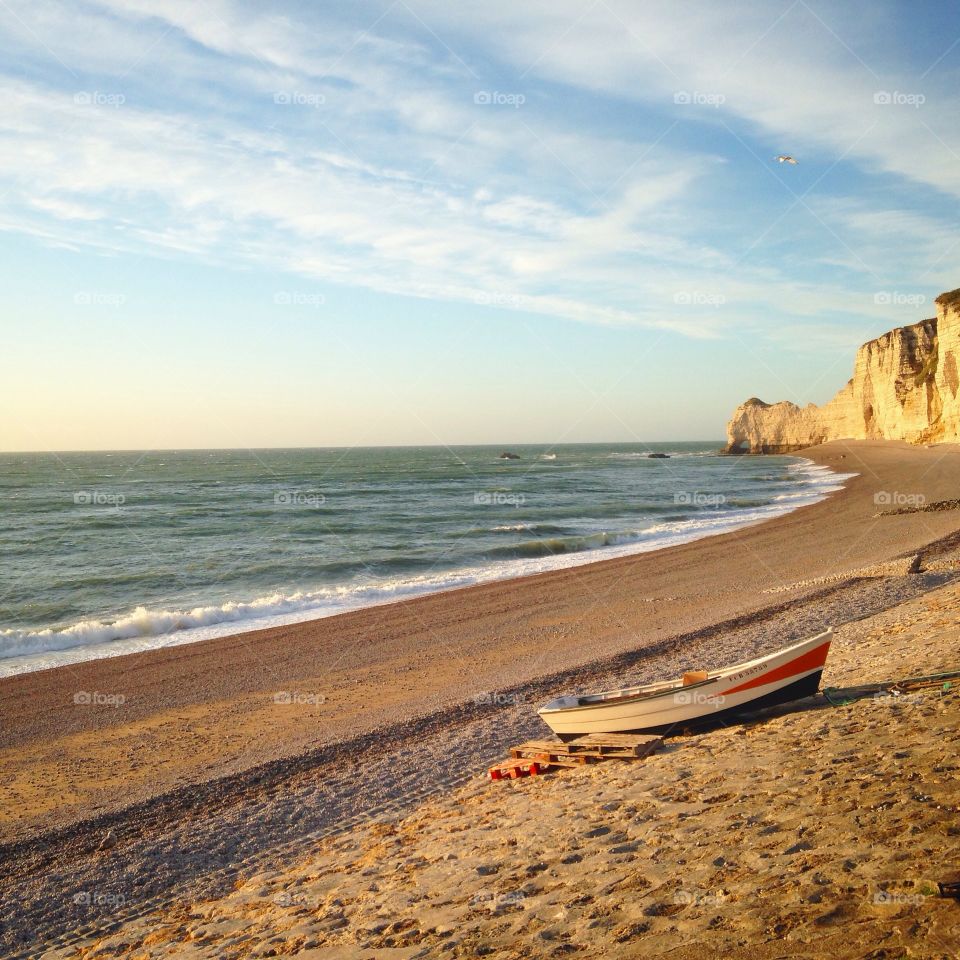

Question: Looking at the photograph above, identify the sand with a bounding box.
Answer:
[29,558,960,959]
[2,439,960,956]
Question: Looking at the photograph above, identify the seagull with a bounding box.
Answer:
[775,155,798,164]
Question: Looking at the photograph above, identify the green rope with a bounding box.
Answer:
[823,669,960,707]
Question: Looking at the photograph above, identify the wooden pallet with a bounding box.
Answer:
[510,733,662,762]
[490,733,662,780]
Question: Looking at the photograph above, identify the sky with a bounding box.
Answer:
[1,0,958,450]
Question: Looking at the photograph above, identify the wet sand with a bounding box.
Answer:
[3,440,960,845]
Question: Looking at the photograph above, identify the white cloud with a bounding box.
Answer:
[0,0,954,347]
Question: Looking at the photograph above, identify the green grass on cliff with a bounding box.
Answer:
[935,287,960,308]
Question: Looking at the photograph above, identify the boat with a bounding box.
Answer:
[537,628,833,739]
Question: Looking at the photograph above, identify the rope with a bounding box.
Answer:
[823,669,960,706]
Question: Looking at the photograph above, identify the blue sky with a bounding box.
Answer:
[1,0,958,450]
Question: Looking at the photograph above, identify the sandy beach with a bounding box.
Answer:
[33,575,960,960]
[2,438,960,956]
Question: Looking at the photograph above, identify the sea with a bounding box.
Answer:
[0,443,854,676]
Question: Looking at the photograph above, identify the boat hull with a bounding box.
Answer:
[553,670,824,740]
[538,630,832,739]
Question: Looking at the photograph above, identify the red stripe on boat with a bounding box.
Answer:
[723,641,832,696]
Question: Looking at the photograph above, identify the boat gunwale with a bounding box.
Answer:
[538,673,722,713]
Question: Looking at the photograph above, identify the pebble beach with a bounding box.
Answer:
[33,567,960,960]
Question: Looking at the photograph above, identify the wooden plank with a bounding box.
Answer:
[571,734,663,758]
[510,741,566,758]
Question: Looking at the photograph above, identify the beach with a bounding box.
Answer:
[2,438,960,956]
[31,575,960,959]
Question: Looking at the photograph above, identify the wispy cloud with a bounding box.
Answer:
[0,0,956,346]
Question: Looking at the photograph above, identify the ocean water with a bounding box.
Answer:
[0,444,853,675]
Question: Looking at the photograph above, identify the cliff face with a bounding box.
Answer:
[726,288,960,453]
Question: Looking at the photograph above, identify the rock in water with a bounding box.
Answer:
[725,287,960,453]
[498,452,521,460]
[647,453,670,459]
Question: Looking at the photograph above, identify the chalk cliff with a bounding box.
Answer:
[725,288,960,453]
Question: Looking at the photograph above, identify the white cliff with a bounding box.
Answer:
[726,288,960,453]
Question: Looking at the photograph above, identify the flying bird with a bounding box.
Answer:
[775,155,798,164]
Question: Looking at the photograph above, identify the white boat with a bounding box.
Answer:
[538,628,833,739]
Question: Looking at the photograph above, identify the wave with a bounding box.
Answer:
[488,529,651,558]
[0,458,856,676]
[460,522,572,537]
[0,574,479,663]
